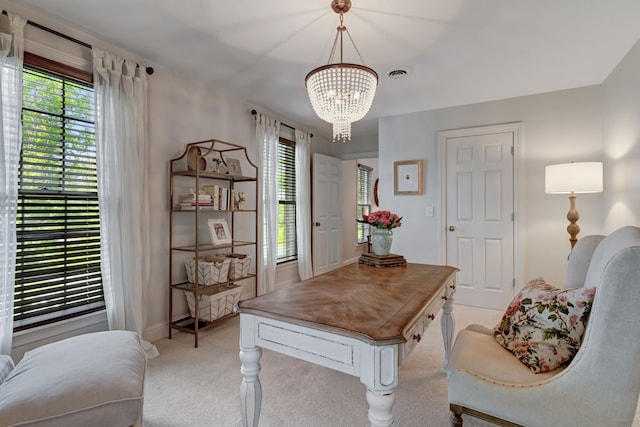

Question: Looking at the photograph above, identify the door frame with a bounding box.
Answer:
[437,122,524,293]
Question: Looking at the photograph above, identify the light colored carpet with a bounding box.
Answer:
[143,304,503,427]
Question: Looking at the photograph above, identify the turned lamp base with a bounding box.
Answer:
[566,192,580,249]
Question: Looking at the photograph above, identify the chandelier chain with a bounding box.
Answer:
[344,27,367,65]
[327,24,341,64]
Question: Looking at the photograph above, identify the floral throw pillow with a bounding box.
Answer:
[493,277,596,373]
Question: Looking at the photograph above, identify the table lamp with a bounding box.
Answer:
[545,162,603,249]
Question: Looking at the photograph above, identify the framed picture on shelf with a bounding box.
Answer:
[227,158,242,176]
[208,218,232,245]
[394,159,424,195]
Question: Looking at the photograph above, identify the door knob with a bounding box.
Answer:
[449,226,455,231]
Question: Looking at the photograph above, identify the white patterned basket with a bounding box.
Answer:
[185,257,231,285]
[184,284,242,321]
[228,256,251,280]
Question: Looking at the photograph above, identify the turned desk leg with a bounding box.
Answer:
[240,346,262,427]
[441,295,455,370]
[366,388,396,427]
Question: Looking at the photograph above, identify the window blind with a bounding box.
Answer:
[14,66,104,330]
[357,164,372,243]
[277,139,297,263]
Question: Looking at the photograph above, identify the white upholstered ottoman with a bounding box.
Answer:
[0,330,146,427]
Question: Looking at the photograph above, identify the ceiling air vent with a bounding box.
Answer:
[388,69,408,79]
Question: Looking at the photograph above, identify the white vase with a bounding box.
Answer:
[371,229,393,256]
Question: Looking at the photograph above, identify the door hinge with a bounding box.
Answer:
[510,146,514,155]
[511,212,515,221]
[513,278,517,288]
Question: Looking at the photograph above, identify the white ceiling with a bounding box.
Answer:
[10,0,640,141]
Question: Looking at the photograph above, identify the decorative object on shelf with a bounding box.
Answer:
[201,185,217,206]
[226,158,242,176]
[224,253,252,280]
[184,284,243,322]
[208,218,232,245]
[305,0,378,143]
[204,151,224,173]
[235,192,246,210]
[394,159,424,195]
[545,161,603,249]
[180,190,213,210]
[185,256,231,285]
[357,210,402,256]
[187,146,205,171]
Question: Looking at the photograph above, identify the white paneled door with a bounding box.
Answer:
[441,125,518,310]
[312,153,342,276]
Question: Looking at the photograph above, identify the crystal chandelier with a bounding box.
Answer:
[305,0,378,143]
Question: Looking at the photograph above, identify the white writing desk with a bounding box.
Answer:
[238,262,457,427]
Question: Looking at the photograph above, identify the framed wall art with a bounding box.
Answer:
[208,218,232,245]
[394,159,424,195]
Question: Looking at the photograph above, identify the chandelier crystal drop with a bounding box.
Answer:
[305,0,378,143]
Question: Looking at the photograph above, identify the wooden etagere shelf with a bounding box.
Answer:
[169,138,258,347]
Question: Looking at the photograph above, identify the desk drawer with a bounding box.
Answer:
[445,275,456,299]
[403,317,424,358]
[401,285,449,361]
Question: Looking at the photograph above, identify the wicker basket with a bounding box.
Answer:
[184,284,242,321]
[185,256,231,285]
[226,255,252,280]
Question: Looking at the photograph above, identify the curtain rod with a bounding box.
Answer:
[2,10,154,75]
[251,109,313,138]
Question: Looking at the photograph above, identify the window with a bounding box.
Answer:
[14,63,103,331]
[277,138,297,263]
[357,164,372,243]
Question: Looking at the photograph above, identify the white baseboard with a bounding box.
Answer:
[342,256,360,266]
[143,320,172,343]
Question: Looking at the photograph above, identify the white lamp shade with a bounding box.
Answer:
[545,162,603,194]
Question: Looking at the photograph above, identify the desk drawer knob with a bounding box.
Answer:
[450,284,456,290]
[441,295,448,301]
[427,313,435,320]
[412,333,422,342]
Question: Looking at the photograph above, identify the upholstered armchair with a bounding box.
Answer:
[446,226,640,427]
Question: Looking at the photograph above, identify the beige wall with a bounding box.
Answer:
[379,86,604,287]
[602,38,640,231]
[378,35,640,290]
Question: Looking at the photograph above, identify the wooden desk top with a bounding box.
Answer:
[238,263,457,345]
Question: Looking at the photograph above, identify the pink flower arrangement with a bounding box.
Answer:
[357,210,402,230]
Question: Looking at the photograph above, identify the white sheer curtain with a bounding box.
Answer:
[93,48,157,358]
[294,130,313,281]
[0,13,25,355]
[256,113,280,295]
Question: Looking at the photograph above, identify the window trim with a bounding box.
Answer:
[25,52,93,83]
